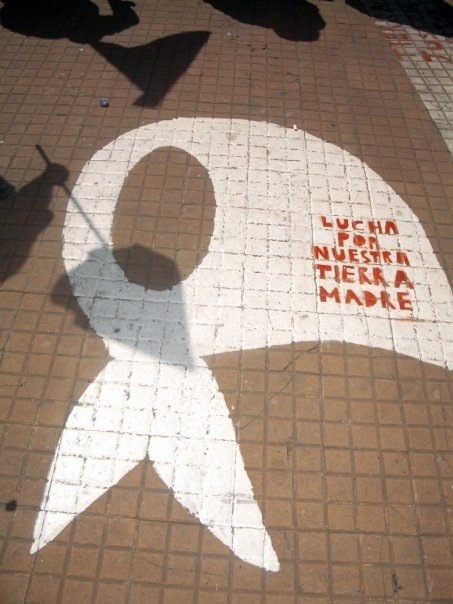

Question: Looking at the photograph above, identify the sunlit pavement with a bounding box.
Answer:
[0,1,452,603]
[360,0,453,155]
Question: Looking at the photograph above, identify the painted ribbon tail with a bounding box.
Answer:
[30,361,149,554]
[31,357,279,571]
[148,361,280,572]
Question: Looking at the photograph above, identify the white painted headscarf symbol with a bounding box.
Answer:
[31,118,453,570]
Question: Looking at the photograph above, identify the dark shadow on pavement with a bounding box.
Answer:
[52,246,184,332]
[1,1,209,108]
[203,0,327,41]
[347,0,453,38]
[0,175,14,201]
[113,244,182,291]
[92,31,211,106]
[0,0,139,43]
[0,164,69,285]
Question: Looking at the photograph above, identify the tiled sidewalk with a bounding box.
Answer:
[359,0,453,155]
[0,1,452,603]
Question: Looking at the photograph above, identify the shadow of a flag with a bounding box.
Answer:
[92,31,211,107]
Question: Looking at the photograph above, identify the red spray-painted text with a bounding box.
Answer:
[314,216,414,311]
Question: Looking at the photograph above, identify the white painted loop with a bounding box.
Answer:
[32,118,453,574]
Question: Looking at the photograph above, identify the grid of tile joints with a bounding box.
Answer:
[30,117,453,598]
[0,0,453,602]
[360,0,453,156]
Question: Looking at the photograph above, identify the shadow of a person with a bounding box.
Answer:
[346,0,452,38]
[0,163,69,285]
[0,175,14,201]
[1,0,209,107]
[203,0,327,42]
[0,0,138,43]
[52,245,187,334]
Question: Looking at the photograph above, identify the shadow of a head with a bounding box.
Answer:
[346,0,453,38]
[16,163,69,201]
[52,244,182,310]
[52,245,183,330]
[41,163,71,187]
[0,0,139,43]
[0,175,15,201]
[113,244,182,291]
[203,0,327,42]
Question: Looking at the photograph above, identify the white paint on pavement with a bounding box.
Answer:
[359,0,453,156]
[31,118,453,570]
